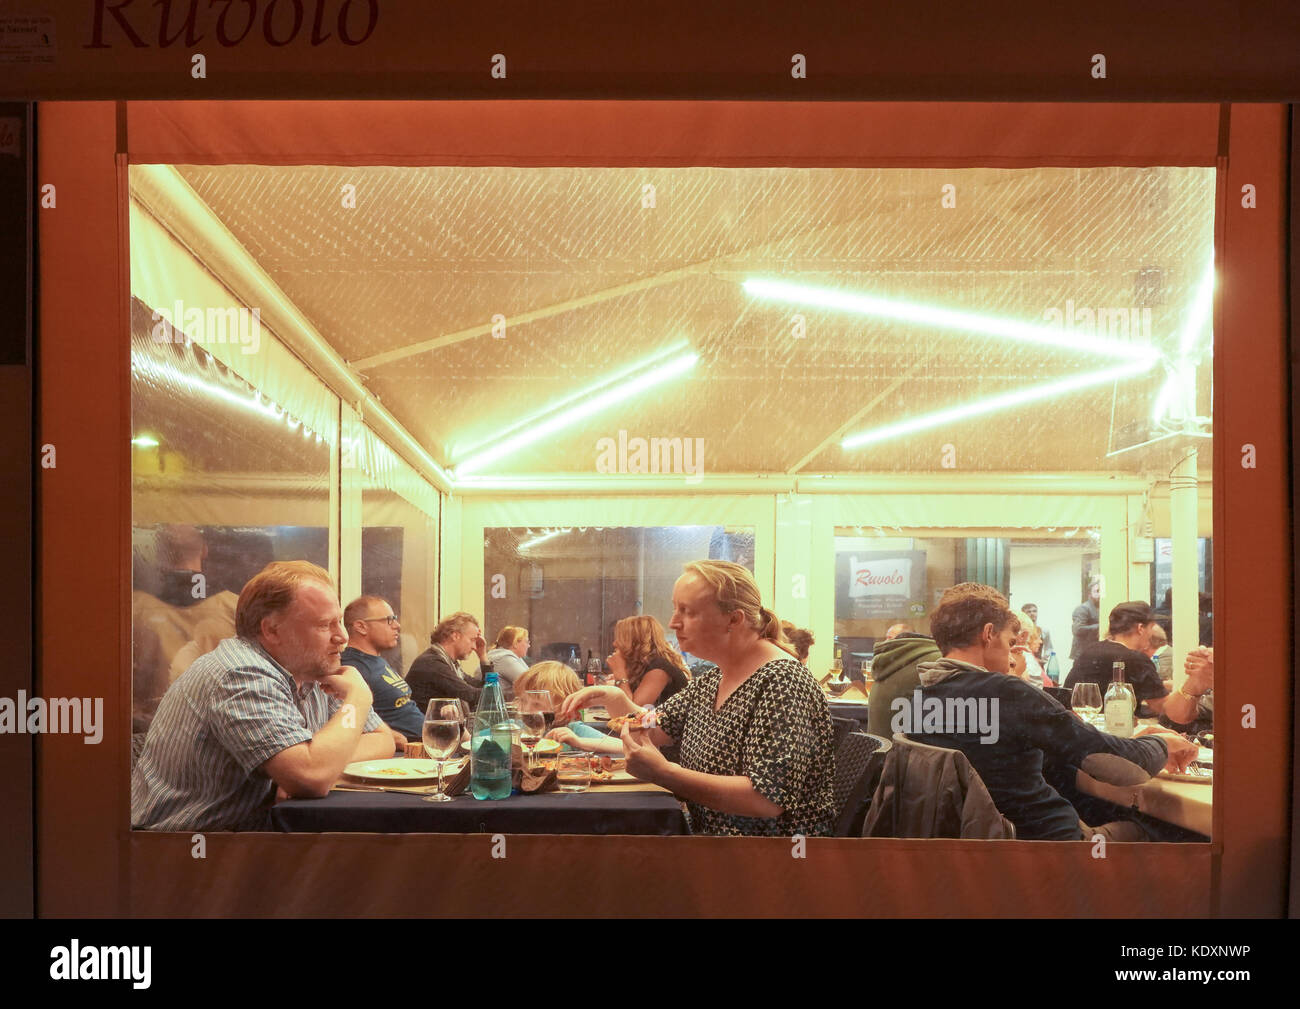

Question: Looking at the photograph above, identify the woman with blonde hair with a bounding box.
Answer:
[486,625,530,696]
[558,560,835,836]
[1009,610,1050,689]
[608,615,691,707]
[516,661,623,755]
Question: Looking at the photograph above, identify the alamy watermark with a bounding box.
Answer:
[49,941,150,989]
[0,692,103,744]
[595,430,704,479]
[151,300,261,355]
[890,688,1000,745]
[1042,301,1153,343]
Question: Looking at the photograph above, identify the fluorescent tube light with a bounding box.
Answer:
[742,279,1160,363]
[842,359,1156,450]
[455,351,699,476]
[450,339,693,461]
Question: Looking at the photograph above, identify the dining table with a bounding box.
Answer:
[1074,769,1212,836]
[1072,718,1212,836]
[270,761,689,835]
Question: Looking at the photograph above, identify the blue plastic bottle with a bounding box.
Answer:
[470,671,513,800]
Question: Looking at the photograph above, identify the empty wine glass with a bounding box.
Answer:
[422,697,467,803]
[1071,682,1103,726]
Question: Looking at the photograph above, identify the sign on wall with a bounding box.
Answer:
[835,550,927,620]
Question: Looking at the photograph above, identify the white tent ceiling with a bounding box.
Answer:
[169,163,1217,478]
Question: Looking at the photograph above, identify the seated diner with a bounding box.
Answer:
[907,582,1197,840]
[607,614,691,707]
[558,559,836,837]
[132,561,394,831]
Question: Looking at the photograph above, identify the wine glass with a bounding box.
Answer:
[518,689,554,770]
[422,697,467,803]
[861,659,874,693]
[1071,683,1103,726]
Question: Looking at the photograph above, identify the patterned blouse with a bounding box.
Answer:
[655,657,836,837]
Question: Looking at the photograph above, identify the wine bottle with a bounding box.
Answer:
[1103,661,1136,737]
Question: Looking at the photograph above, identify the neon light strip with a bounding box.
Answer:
[1177,260,1216,357]
[842,359,1156,449]
[743,279,1161,363]
[450,339,692,461]
[455,352,699,476]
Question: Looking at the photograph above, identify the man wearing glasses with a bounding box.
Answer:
[342,597,420,744]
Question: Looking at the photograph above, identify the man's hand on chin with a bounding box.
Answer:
[320,665,370,700]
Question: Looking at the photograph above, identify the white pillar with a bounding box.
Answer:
[1169,448,1199,687]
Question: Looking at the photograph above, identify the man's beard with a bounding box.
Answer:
[290,648,341,680]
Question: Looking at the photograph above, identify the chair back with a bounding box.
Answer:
[862,732,1015,839]
[831,731,892,836]
[830,716,856,752]
[1045,686,1073,707]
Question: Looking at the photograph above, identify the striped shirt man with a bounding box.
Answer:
[132,636,384,831]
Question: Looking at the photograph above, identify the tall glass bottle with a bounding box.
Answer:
[1103,661,1136,737]
[470,671,513,800]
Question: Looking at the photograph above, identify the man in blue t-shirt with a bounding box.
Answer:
[341,596,422,744]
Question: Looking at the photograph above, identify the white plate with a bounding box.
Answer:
[458,737,561,754]
[344,758,462,783]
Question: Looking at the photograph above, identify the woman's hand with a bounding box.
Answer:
[622,724,670,783]
[1009,645,1028,678]
[556,685,635,723]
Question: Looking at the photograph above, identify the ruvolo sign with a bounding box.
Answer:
[84,0,379,48]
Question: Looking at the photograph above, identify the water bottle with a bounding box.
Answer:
[1103,661,1136,737]
[470,671,513,800]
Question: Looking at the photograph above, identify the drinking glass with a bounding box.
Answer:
[505,701,523,750]
[518,689,554,769]
[1071,683,1103,726]
[556,752,593,792]
[422,697,467,803]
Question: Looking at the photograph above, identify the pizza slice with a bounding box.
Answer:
[607,709,658,733]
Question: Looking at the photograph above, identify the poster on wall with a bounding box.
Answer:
[1152,538,1209,601]
[835,550,927,620]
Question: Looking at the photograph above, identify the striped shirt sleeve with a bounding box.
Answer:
[210,665,314,773]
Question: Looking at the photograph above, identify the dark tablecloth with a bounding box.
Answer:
[271,788,689,835]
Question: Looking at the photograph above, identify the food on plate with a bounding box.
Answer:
[608,710,657,733]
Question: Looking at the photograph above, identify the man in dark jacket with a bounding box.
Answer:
[866,632,941,738]
[904,582,1197,840]
[406,612,496,712]
[1069,580,1101,660]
